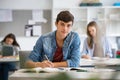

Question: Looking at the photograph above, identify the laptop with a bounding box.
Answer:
[2,45,14,56]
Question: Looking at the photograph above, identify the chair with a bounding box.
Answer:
[19,51,31,68]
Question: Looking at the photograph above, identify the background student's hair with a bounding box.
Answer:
[1,33,20,47]
[87,21,97,49]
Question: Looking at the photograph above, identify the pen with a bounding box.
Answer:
[44,54,49,61]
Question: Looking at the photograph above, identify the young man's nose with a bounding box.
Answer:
[63,26,68,30]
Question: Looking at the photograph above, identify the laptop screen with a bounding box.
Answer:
[2,46,14,56]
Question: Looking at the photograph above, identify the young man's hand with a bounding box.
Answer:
[35,60,54,68]
[0,55,2,58]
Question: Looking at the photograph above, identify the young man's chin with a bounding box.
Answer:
[62,34,68,38]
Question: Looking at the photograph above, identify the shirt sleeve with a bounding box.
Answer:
[0,43,2,55]
[28,36,43,62]
[67,33,81,67]
[81,38,88,56]
[104,38,112,57]
[13,46,20,56]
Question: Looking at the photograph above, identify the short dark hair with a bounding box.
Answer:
[56,10,74,24]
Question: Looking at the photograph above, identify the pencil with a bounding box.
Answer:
[44,54,49,61]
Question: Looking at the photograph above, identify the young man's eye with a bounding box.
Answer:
[61,23,64,26]
[67,24,72,28]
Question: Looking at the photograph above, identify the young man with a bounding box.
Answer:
[26,11,81,68]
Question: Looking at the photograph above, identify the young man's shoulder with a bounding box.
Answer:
[66,31,80,43]
[43,31,55,37]
[70,31,80,38]
[39,31,55,39]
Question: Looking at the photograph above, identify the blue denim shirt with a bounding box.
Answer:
[28,31,81,67]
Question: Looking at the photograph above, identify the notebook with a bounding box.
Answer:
[18,67,66,73]
[2,45,14,56]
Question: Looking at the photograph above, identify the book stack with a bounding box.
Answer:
[113,2,120,6]
[79,0,102,6]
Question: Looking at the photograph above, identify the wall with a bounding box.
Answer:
[0,10,51,37]
[53,0,118,7]
[0,0,119,51]
[0,37,38,51]
[0,10,51,50]
[0,0,52,9]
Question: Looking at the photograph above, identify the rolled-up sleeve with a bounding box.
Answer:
[105,38,112,57]
[28,36,43,62]
[67,33,81,67]
[81,39,88,56]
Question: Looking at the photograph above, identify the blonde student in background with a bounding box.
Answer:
[81,21,112,59]
[26,10,81,68]
[0,33,20,80]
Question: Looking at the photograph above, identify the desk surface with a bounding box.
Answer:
[80,58,120,67]
[9,58,120,80]
[0,57,19,62]
[9,68,120,80]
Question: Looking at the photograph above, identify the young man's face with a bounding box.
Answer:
[56,20,73,39]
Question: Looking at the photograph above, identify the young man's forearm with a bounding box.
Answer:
[53,61,68,67]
